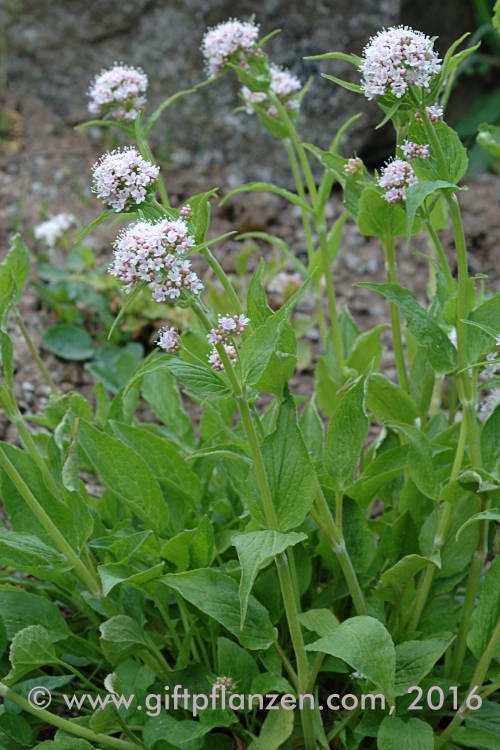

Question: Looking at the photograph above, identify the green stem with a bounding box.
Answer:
[435,618,500,749]
[383,234,409,392]
[13,306,59,395]
[273,641,299,690]
[198,247,244,316]
[0,447,101,597]
[424,219,455,296]
[0,683,138,750]
[319,226,344,373]
[284,138,327,347]
[313,491,367,616]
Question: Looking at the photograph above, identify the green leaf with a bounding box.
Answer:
[34,740,96,750]
[220,182,312,214]
[405,180,457,239]
[356,283,457,373]
[161,569,277,650]
[345,324,386,374]
[0,528,69,576]
[367,373,418,424]
[457,508,500,543]
[42,324,94,361]
[467,555,500,660]
[0,616,6,658]
[307,616,395,702]
[142,367,194,445]
[232,530,306,627]
[160,519,214,571]
[217,637,259,694]
[99,615,148,665]
[247,708,294,750]
[299,397,324,464]
[6,625,59,682]
[78,419,168,533]
[247,259,273,326]
[298,608,339,637]
[409,121,468,184]
[325,376,368,491]
[376,555,439,604]
[377,717,433,750]
[394,639,450,694]
[321,73,363,93]
[246,396,318,531]
[0,713,32,746]
[452,726,500,750]
[97,562,164,596]
[477,123,500,158]
[481,404,500,475]
[357,189,412,239]
[162,357,230,397]
[390,423,439,499]
[0,589,69,641]
[2,234,30,302]
[467,291,500,364]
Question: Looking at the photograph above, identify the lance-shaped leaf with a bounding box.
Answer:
[325,376,368,491]
[467,555,500,660]
[99,615,149,665]
[389,423,439,500]
[356,283,457,373]
[395,639,450,694]
[220,182,312,213]
[367,373,418,424]
[405,180,456,240]
[246,396,318,530]
[233,530,306,627]
[0,528,69,576]
[377,717,433,750]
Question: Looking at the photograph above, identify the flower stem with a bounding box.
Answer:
[319,226,344,373]
[199,246,244,316]
[0,446,101,597]
[382,234,409,392]
[13,305,59,395]
[0,683,139,750]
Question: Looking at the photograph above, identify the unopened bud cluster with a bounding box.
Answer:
[207,314,250,371]
[242,64,301,117]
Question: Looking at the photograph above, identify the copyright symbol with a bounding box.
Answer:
[27,686,52,709]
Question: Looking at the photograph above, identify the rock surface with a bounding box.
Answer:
[3,0,474,181]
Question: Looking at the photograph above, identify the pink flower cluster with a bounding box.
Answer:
[88,64,148,121]
[34,213,76,248]
[401,140,430,159]
[92,148,159,212]
[207,313,250,371]
[157,326,180,354]
[344,157,364,175]
[378,159,418,203]
[360,26,442,100]
[201,19,260,77]
[180,204,192,219]
[242,64,301,117]
[109,218,202,302]
[415,105,444,123]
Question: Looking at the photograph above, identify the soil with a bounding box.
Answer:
[1,92,499,440]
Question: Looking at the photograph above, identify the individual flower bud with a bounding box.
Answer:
[415,105,444,123]
[34,213,76,248]
[378,158,418,203]
[201,18,260,77]
[242,63,301,116]
[92,148,159,212]
[180,203,192,219]
[88,63,148,122]
[344,157,364,175]
[157,326,180,353]
[208,344,237,371]
[359,26,441,101]
[401,140,430,159]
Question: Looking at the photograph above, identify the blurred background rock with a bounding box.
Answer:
[2,0,489,183]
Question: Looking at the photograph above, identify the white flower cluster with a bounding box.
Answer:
[360,26,442,100]
[401,140,430,159]
[378,158,418,203]
[92,148,159,212]
[242,64,301,117]
[109,218,202,302]
[157,326,180,354]
[201,19,260,77]
[34,213,76,248]
[88,64,148,121]
[206,313,250,371]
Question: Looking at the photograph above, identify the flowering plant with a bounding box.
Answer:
[0,15,499,750]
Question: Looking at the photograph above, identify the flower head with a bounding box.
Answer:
[34,213,76,248]
[344,157,364,176]
[202,19,260,77]
[415,105,443,123]
[401,140,430,159]
[242,63,301,116]
[109,218,201,301]
[157,326,180,354]
[360,26,441,100]
[88,64,148,121]
[212,676,236,694]
[207,314,250,345]
[92,148,159,212]
[378,158,418,203]
[208,344,237,371]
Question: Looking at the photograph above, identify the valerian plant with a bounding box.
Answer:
[0,16,499,750]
